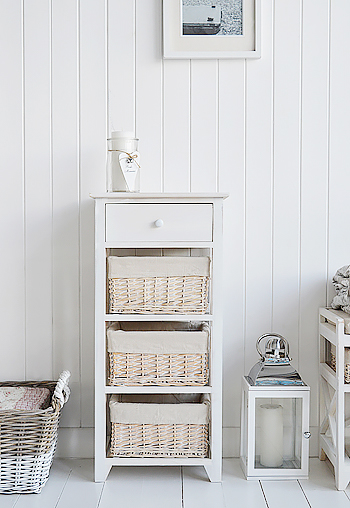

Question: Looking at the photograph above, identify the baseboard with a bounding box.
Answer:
[56,426,319,459]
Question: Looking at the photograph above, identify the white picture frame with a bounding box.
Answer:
[163,0,260,59]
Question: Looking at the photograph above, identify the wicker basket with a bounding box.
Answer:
[0,371,70,494]
[328,345,350,383]
[108,256,210,314]
[109,393,209,458]
[107,322,209,386]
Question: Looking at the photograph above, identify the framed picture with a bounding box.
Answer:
[163,0,260,59]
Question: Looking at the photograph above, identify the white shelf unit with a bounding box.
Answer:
[92,193,226,482]
[319,307,350,490]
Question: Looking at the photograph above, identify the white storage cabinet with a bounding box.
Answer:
[319,307,350,490]
[92,193,226,482]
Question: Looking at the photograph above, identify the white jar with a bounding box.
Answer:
[106,131,140,192]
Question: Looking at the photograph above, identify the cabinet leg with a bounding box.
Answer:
[94,460,112,482]
[335,470,350,491]
[204,461,222,483]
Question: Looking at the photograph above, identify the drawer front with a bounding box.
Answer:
[105,203,212,242]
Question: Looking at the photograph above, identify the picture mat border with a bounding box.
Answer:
[163,0,261,59]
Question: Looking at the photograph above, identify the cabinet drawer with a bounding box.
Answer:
[105,203,212,242]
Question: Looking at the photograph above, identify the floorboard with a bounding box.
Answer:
[299,458,350,508]
[182,466,225,508]
[98,466,182,508]
[54,460,104,508]
[1,458,350,507]
[222,460,267,508]
[14,460,72,508]
[0,494,20,508]
[260,480,310,508]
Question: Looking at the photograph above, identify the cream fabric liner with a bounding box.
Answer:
[107,323,209,353]
[327,309,350,334]
[108,256,210,279]
[109,394,210,424]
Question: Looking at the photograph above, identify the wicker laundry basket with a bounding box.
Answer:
[0,371,70,494]
[108,256,210,314]
[109,393,210,458]
[107,322,209,386]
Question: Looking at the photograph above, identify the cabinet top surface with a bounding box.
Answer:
[90,192,228,200]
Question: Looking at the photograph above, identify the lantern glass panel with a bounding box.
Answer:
[241,389,248,467]
[255,397,302,469]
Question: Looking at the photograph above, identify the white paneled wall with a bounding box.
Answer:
[0,0,349,458]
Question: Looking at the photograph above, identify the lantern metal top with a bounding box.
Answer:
[246,334,305,386]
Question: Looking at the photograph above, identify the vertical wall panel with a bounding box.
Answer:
[299,0,329,428]
[218,60,245,432]
[1,0,350,458]
[272,0,302,367]
[135,0,163,192]
[108,0,135,135]
[0,0,25,381]
[52,0,80,427]
[80,0,107,427]
[244,0,274,371]
[190,60,218,192]
[163,60,191,192]
[328,0,350,301]
[24,0,53,380]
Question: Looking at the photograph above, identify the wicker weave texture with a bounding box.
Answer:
[108,275,209,314]
[0,374,69,494]
[0,449,56,494]
[329,350,350,383]
[108,351,209,386]
[110,423,209,457]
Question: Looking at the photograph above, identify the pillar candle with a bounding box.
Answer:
[259,403,284,467]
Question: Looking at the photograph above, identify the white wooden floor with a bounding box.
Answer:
[2,458,350,507]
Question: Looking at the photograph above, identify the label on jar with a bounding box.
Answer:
[119,151,140,192]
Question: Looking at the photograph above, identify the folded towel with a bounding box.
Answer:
[0,386,51,411]
[333,265,350,279]
[331,265,350,314]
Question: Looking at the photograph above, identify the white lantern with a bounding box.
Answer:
[240,334,311,480]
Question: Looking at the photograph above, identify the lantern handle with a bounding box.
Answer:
[256,333,289,359]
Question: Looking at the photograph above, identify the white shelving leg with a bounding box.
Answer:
[204,460,222,483]
[94,458,112,483]
[335,469,350,491]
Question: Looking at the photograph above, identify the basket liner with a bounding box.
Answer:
[107,322,209,354]
[109,393,209,425]
[108,256,210,279]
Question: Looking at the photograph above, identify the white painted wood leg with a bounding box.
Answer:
[204,460,222,483]
[335,468,350,491]
[94,460,111,483]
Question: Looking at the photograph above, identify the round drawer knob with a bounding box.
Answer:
[154,219,164,228]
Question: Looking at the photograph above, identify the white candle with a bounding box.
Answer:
[259,403,284,467]
[109,131,138,153]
